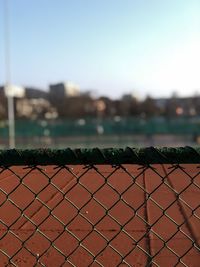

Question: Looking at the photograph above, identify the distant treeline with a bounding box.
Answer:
[0,87,200,120]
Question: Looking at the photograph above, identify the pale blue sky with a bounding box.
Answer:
[0,0,200,98]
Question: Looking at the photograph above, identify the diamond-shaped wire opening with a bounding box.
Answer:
[152,245,180,267]
[11,247,37,267]
[166,200,193,227]
[66,183,92,209]
[109,201,135,226]
[9,184,35,211]
[124,244,150,267]
[180,183,200,210]
[166,230,195,257]
[0,231,22,260]
[110,230,138,256]
[22,168,49,195]
[106,167,134,194]
[51,199,78,225]
[38,246,66,267]
[82,230,107,256]
[10,228,36,245]
[78,168,105,194]
[38,182,64,210]
[163,166,192,193]
[38,215,64,241]
[147,202,178,236]
[95,216,121,241]
[80,199,106,225]
[122,182,149,211]
[22,199,50,227]
[67,245,94,267]
[0,200,21,227]
[95,245,122,267]
[124,215,150,242]
[94,183,119,209]
[148,181,176,210]
[0,168,20,195]
[66,215,93,240]
[53,231,79,257]
[50,167,78,193]
[24,230,51,257]
[180,243,200,267]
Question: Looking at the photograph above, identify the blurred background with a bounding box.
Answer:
[1,0,200,148]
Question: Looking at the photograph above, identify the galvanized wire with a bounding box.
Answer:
[0,148,199,266]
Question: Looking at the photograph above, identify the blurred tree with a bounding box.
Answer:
[0,88,7,120]
[141,95,159,117]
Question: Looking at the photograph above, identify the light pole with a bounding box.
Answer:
[4,0,15,148]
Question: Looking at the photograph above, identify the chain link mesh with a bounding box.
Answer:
[0,148,200,266]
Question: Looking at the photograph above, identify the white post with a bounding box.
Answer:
[4,0,15,148]
[7,88,15,148]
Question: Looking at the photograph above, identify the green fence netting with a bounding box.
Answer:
[0,147,199,266]
[1,118,200,138]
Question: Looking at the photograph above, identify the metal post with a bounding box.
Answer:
[4,0,15,148]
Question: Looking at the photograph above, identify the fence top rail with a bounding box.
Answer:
[0,147,200,166]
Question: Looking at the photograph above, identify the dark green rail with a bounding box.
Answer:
[0,147,200,166]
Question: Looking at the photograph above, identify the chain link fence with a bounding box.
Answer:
[0,147,200,266]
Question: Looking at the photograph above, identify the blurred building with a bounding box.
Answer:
[155,96,200,117]
[155,98,168,110]
[4,84,25,98]
[16,98,58,120]
[49,82,80,98]
[25,87,48,99]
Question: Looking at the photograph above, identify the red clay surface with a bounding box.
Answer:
[0,164,199,266]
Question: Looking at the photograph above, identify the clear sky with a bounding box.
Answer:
[0,0,200,99]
